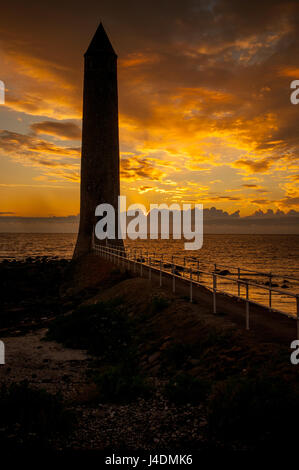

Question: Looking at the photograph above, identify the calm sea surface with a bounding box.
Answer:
[0,233,298,315]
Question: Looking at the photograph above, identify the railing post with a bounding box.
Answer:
[190,268,193,303]
[246,282,250,330]
[213,273,217,314]
[140,259,143,277]
[134,250,136,273]
[160,259,162,287]
[197,260,199,282]
[149,257,151,280]
[269,272,272,310]
[172,264,175,293]
[238,267,241,297]
[297,296,299,341]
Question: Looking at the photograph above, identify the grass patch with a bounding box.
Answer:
[94,361,151,403]
[180,295,197,304]
[0,381,73,448]
[47,297,151,403]
[110,267,134,280]
[46,298,133,360]
[165,373,210,404]
[151,295,170,313]
[207,374,299,449]
[161,342,192,370]
[193,329,236,354]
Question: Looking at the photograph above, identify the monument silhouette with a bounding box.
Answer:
[74,23,123,258]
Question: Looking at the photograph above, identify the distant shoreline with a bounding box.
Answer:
[0,232,299,235]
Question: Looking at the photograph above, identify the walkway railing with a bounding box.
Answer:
[93,243,299,338]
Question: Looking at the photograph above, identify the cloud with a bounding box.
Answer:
[233,158,274,173]
[138,185,154,193]
[251,199,271,204]
[279,196,299,207]
[0,215,79,233]
[0,130,80,182]
[2,207,299,234]
[120,155,165,181]
[0,130,80,158]
[119,52,160,68]
[0,48,81,119]
[30,121,81,140]
[207,195,242,201]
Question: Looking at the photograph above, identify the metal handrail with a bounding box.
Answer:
[92,242,299,338]
[96,244,298,296]
[208,263,299,283]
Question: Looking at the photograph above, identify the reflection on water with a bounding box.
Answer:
[0,233,77,260]
[0,233,298,315]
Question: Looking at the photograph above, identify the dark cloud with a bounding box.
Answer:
[207,195,242,201]
[279,196,299,207]
[0,130,80,181]
[1,208,298,234]
[251,199,271,204]
[31,121,81,140]
[0,130,80,157]
[120,156,165,181]
[234,158,276,173]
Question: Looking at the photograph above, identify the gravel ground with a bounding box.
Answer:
[0,328,208,451]
[56,381,208,451]
[0,329,93,401]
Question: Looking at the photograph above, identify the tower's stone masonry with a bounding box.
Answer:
[74,24,123,258]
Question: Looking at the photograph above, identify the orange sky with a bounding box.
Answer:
[0,0,298,218]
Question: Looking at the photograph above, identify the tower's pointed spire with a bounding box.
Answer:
[85,23,117,57]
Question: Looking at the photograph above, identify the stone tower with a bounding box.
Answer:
[73,23,123,259]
